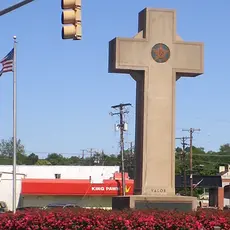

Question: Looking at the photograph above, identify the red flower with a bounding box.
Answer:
[0,208,229,229]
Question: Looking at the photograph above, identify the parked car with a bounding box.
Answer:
[0,201,8,213]
[42,203,81,210]
[16,206,42,211]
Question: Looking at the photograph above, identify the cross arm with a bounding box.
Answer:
[173,41,204,77]
[108,38,126,74]
[108,37,146,74]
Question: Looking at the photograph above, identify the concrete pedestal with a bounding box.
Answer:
[112,195,197,212]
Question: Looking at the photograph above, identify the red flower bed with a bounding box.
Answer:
[0,208,230,229]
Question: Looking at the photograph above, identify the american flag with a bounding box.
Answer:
[0,48,14,77]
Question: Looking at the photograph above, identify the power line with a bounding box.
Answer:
[182,128,200,196]
[20,149,230,158]
[192,154,230,157]
[110,103,131,196]
[25,149,99,156]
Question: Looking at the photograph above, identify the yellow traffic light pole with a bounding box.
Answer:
[0,0,35,16]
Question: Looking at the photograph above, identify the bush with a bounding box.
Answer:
[0,208,229,229]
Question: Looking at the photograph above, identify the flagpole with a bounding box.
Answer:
[12,35,17,214]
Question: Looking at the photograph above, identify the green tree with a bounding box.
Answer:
[25,153,39,165]
[68,156,82,165]
[1,136,230,180]
[35,159,51,165]
[104,154,120,166]
[46,153,67,165]
[219,144,230,154]
[0,138,27,165]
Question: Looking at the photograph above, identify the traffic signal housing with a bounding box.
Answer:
[61,0,82,40]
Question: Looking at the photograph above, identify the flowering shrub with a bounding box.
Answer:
[0,208,230,229]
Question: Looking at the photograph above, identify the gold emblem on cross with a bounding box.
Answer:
[151,43,170,63]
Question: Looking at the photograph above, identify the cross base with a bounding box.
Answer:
[112,195,197,211]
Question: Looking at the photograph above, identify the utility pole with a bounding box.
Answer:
[0,0,35,16]
[110,103,131,196]
[126,141,134,156]
[182,128,201,196]
[89,148,93,158]
[87,148,95,165]
[130,142,133,155]
[130,141,134,180]
[90,148,96,165]
[80,149,87,159]
[101,149,105,166]
[176,136,189,194]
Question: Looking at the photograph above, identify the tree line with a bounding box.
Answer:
[1,138,230,179]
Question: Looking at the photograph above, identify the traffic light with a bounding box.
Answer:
[61,0,82,40]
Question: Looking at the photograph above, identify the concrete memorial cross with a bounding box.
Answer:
[109,8,204,197]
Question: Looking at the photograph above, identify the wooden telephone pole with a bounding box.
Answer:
[110,103,131,196]
[182,128,200,196]
[176,136,189,193]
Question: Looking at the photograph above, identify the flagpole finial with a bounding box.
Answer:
[13,35,17,40]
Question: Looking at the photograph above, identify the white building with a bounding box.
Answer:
[0,165,120,211]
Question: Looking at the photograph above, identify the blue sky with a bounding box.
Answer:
[0,0,229,157]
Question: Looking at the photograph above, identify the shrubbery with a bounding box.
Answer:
[0,208,229,229]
